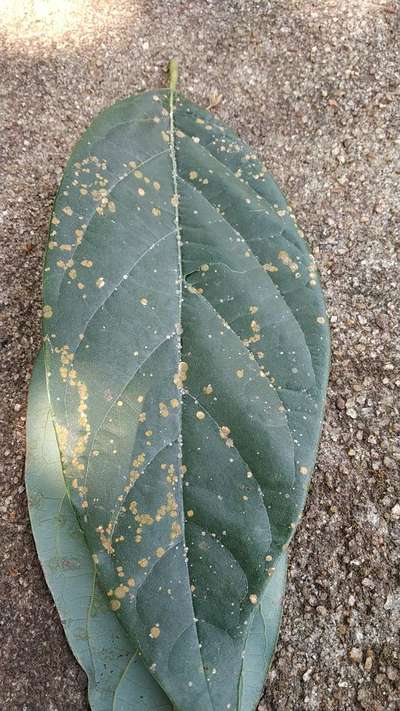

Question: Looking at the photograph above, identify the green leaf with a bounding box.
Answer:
[28,71,329,711]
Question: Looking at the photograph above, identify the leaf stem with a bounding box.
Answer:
[168,58,178,93]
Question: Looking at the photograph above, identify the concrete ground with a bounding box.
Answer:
[1,1,399,709]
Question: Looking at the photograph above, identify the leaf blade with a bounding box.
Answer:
[33,84,329,710]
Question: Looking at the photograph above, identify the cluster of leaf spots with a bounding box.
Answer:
[39,85,329,711]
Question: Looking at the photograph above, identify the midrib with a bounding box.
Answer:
[167,75,216,711]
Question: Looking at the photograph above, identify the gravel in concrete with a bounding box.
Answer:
[1,1,399,709]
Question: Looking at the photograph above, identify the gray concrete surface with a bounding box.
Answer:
[1,1,399,709]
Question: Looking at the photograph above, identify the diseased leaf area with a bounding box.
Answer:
[28,86,329,711]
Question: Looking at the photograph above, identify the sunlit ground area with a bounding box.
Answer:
[0,0,144,54]
[0,0,390,48]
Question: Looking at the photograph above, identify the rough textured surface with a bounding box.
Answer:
[0,1,399,709]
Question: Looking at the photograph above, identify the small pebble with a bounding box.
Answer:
[349,647,363,664]
[336,396,346,410]
[346,407,357,419]
[391,503,400,519]
[365,656,373,672]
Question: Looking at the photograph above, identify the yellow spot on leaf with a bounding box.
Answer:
[170,521,181,540]
[174,361,188,390]
[278,250,298,273]
[159,402,169,418]
[114,585,129,600]
[263,262,278,273]
[43,305,53,319]
[219,425,231,440]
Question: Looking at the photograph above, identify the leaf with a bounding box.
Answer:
[28,66,329,711]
